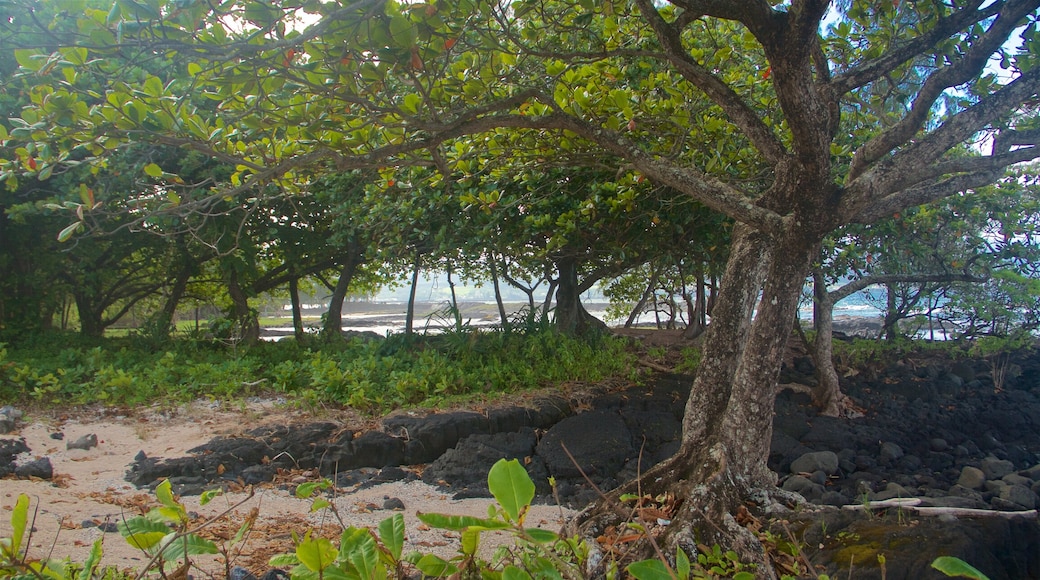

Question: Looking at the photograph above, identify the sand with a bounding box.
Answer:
[0,401,574,577]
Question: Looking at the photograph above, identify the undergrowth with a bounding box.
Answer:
[0,328,639,412]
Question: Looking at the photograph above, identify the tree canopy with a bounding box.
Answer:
[3,0,1040,569]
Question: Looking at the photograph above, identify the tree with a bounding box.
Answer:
[5,0,1040,568]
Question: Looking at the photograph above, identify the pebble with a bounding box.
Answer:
[67,434,98,451]
[956,466,986,490]
[980,456,1015,480]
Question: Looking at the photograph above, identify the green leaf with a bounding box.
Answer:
[416,512,509,531]
[413,554,458,577]
[268,554,300,568]
[342,528,379,580]
[10,494,29,556]
[57,221,83,243]
[627,559,672,580]
[503,565,533,580]
[187,62,202,77]
[401,93,422,115]
[388,14,416,47]
[143,163,163,178]
[378,514,405,560]
[297,534,337,572]
[155,479,183,510]
[14,50,42,71]
[732,572,755,580]
[118,517,169,551]
[676,547,691,580]
[524,528,559,543]
[931,556,990,580]
[487,458,534,522]
[199,489,222,506]
[460,527,480,556]
[160,533,219,560]
[78,539,103,580]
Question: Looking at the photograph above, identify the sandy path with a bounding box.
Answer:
[1,402,574,577]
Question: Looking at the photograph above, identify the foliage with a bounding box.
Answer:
[931,556,990,580]
[0,328,636,410]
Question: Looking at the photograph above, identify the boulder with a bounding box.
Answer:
[790,451,840,476]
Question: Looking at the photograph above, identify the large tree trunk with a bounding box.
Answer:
[809,269,847,417]
[683,266,708,339]
[74,292,105,339]
[150,242,195,341]
[289,276,305,341]
[489,259,510,331]
[322,255,360,339]
[573,225,817,575]
[404,253,421,335]
[553,256,607,336]
[227,269,260,345]
[624,266,659,328]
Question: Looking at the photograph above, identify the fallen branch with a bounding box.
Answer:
[843,498,1038,519]
[637,359,673,373]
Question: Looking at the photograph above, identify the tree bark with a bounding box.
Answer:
[489,258,510,331]
[289,276,305,340]
[625,266,660,328]
[809,269,846,417]
[573,224,819,574]
[553,256,608,336]
[322,254,360,339]
[683,266,708,339]
[405,253,421,335]
[227,269,260,345]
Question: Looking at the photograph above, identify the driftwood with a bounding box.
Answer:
[842,497,1038,519]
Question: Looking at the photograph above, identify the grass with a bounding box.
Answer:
[0,326,644,414]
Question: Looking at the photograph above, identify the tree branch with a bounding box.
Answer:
[826,0,994,96]
[831,272,986,303]
[632,0,787,164]
[846,0,1039,180]
[851,169,1004,224]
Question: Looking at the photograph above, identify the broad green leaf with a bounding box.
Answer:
[626,559,672,580]
[732,573,755,580]
[503,565,533,580]
[57,221,83,243]
[524,528,558,543]
[59,47,88,66]
[297,534,337,572]
[78,539,103,580]
[378,514,405,560]
[487,459,534,522]
[460,528,480,556]
[14,50,42,71]
[187,62,202,77]
[268,554,300,567]
[413,554,458,577]
[676,547,691,580]
[401,93,422,115]
[118,517,169,551]
[143,163,163,178]
[154,480,181,510]
[199,488,222,506]
[931,556,990,580]
[160,533,219,560]
[416,512,509,531]
[10,494,29,556]
[342,528,379,580]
